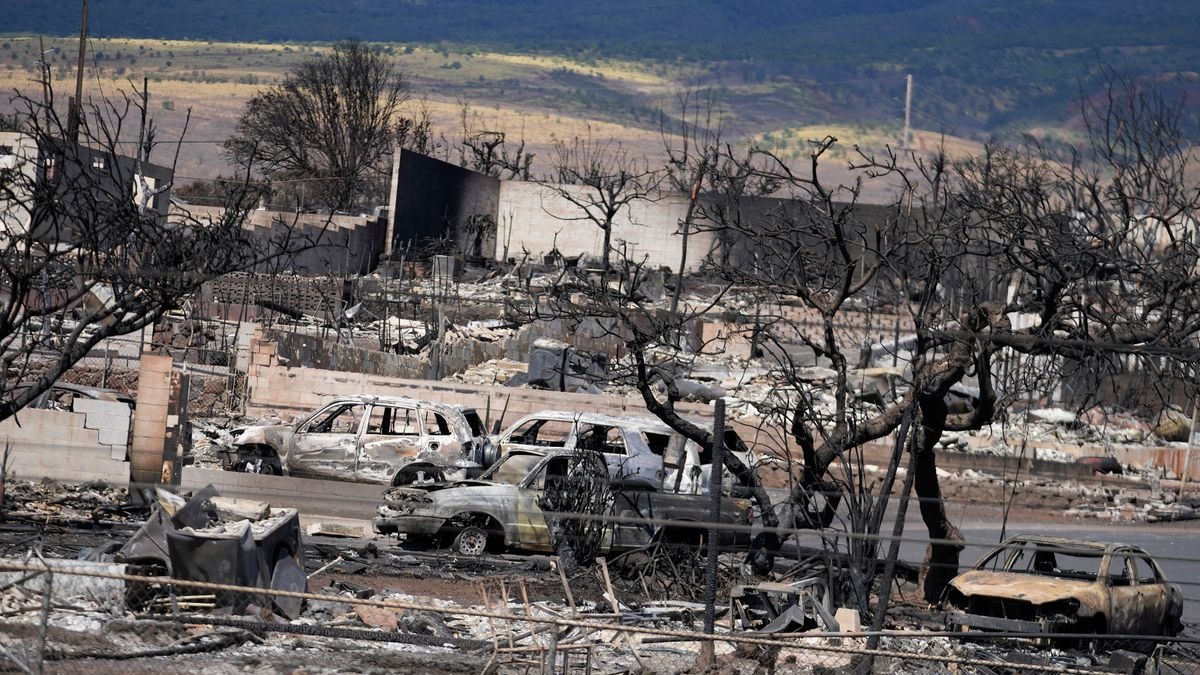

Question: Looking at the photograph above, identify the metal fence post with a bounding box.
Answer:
[701,398,726,663]
[33,551,52,675]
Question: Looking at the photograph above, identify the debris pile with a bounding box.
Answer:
[0,479,140,525]
[117,485,307,619]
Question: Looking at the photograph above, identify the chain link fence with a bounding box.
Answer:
[1,555,1195,674]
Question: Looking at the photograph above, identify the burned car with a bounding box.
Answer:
[496,410,755,495]
[373,449,752,556]
[943,535,1183,643]
[13,381,136,411]
[221,396,493,485]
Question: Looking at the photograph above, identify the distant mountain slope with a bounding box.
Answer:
[5,0,1200,135]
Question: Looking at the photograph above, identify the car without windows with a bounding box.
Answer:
[372,449,753,556]
[942,535,1183,645]
[495,410,755,495]
[220,396,494,485]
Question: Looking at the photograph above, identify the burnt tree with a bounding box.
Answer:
[509,70,1200,617]
[0,76,321,424]
[224,39,408,211]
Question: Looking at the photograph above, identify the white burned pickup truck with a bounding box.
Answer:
[373,449,753,556]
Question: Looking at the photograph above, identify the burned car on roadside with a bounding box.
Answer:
[218,396,494,485]
[495,410,755,495]
[942,535,1183,644]
[373,449,752,556]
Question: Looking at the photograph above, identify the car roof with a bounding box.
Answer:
[513,410,683,434]
[1003,534,1134,554]
[18,381,135,403]
[324,396,473,414]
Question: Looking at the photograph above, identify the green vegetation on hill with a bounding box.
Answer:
[5,0,1200,139]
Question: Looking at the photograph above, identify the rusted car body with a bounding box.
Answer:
[223,396,492,485]
[942,535,1183,642]
[373,449,753,555]
[495,410,754,494]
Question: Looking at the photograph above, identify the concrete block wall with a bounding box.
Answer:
[181,467,385,520]
[173,204,385,276]
[245,337,714,427]
[267,316,629,383]
[496,181,718,272]
[0,408,129,484]
[130,354,173,484]
[72,397,132,459]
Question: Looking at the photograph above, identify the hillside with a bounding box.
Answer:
[6,0,1200,138]
[0,35,984,202]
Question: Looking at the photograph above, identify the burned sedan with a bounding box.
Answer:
[221,396,493,485]
[943,535,1183,642]
[373,449,752,556]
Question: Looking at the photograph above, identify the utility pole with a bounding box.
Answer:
[68,0,89,142]
[902,73,913,149]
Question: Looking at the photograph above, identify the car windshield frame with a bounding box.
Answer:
[975,539,1108,582]
[479,452,545,484]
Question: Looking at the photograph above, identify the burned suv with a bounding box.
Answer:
[495,411,754,495]
[943,535,1183,643]
[221,396,493,485]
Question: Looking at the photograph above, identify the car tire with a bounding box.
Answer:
[453,526,489,556]
[236,456,282,475]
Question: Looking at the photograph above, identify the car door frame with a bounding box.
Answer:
[287,401,368,480]
[357,402,425,483]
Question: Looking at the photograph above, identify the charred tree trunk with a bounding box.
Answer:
[632,355,781,572]
[913,391,964,603]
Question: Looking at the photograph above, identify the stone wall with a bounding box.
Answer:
[266,316,629,382]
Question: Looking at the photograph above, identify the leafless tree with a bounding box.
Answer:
[442,103,534,180]
[224,39,408,211]
[537,451,616,574]
[0,74,320,423]
[546,135,661,272]
[508,68,1200,626]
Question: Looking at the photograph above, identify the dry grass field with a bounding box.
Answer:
[0,36,980,201]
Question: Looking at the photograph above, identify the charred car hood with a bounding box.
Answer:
[232,424,293,446]
[384,480,511,500]
[950,570,1097,605]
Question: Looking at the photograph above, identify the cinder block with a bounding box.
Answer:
[135,401,169,421]
[84,413,130,437]
[97,426,129,446]
[131,419,166,439]
[73,398,132,418]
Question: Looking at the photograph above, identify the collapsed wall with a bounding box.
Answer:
[0,405,129,484]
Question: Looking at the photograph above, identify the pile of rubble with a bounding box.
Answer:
[0,479,139,525]
[917,465,1200,523]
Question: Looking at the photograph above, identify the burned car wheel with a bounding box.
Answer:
[453,526,489,556]
[235,456,282,475]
